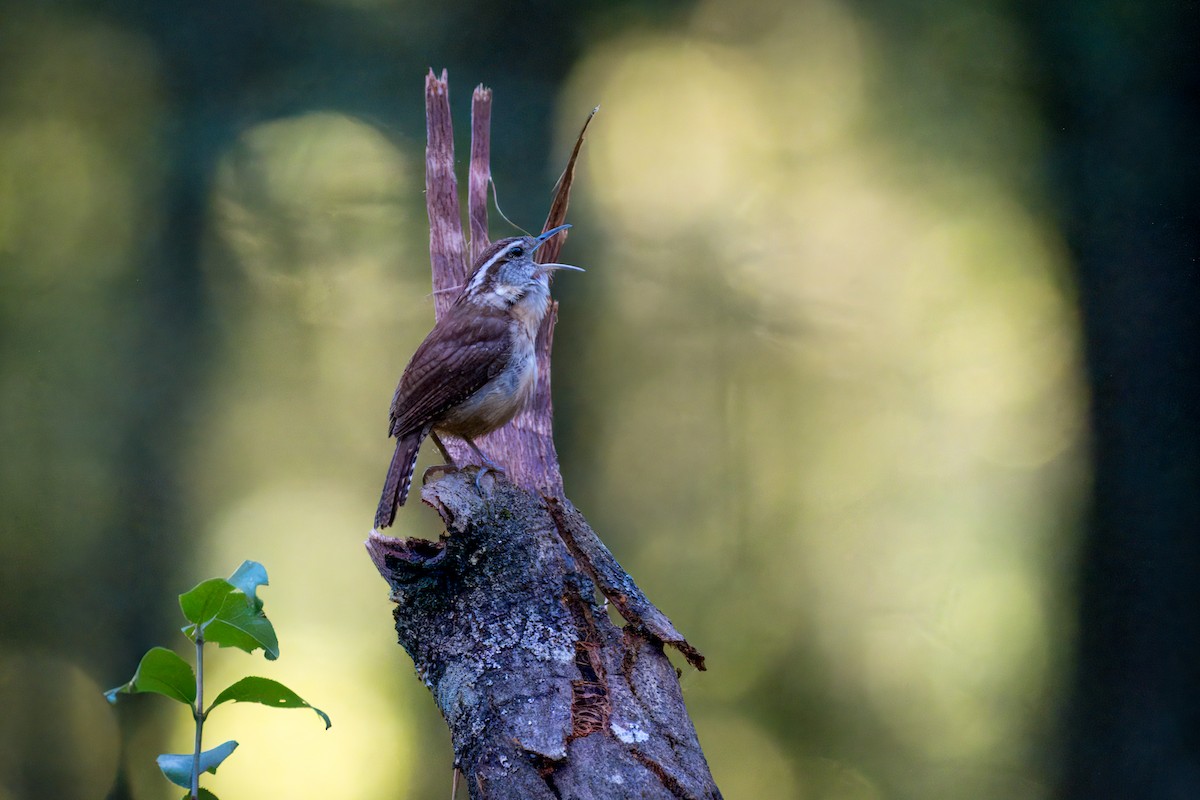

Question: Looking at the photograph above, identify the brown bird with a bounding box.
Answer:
[374,224,582,528]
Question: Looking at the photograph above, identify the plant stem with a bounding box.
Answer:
[192,632,205,800]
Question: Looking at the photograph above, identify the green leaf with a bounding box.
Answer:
[104,647,196,706]
[209,676,331,729]
[203,591,279,660]
[182,790,220,800]
[228,562,268,609]
[179,578,236,630]
[156,741,238,789]
[227,561,269,610]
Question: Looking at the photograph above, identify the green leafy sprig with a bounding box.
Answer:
[106,561,330,800]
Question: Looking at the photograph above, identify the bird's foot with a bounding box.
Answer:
[461,436,505,495]
[473,462,506,495]
[420,460,503,496]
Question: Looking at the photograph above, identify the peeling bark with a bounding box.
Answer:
[367,70,719,799]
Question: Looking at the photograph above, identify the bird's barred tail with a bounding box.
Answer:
[374,427,428,529]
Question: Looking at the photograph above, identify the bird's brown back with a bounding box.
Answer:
[388,299,513,438]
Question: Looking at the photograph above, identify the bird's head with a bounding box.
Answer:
[463,224,583,306]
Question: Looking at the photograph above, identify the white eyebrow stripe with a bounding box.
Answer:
[466,242,522,292]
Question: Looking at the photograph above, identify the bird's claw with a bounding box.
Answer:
[473,463,505,494]
[421,461,504,496]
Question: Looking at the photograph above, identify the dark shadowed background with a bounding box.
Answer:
[1,1,1196,798]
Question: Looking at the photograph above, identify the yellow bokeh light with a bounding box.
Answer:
[559,0,1086,794]
[568,36,771,237]
[210,110,416,322]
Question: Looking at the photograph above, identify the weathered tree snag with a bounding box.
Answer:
[366,70,719,799]
[368,478,717,799]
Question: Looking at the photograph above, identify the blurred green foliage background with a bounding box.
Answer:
[0,1,1193,798]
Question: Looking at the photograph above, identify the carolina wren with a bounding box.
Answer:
[374,224,582,528]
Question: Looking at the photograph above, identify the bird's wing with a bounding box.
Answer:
[388,303,512,438]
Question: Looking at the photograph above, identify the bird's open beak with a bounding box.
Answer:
[536,262,585,277]
[532,224,580,277]
[531,223,572,256]
[535,223,572,246]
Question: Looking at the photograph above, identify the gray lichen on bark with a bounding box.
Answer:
[368,475,718,799]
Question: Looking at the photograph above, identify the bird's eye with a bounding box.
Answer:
[509,246,525,258]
